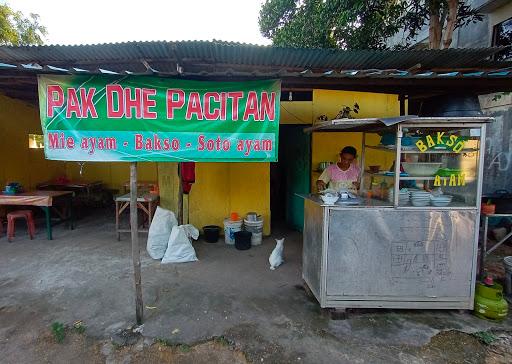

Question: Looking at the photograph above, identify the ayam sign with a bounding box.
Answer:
[38,75,280,162]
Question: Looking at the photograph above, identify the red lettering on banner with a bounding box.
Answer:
[198,135,205,151]
[243,91,260,121]
[143,89,157,119]
[66,137,75,149]
[227,91,244,120]
[80,88,98,118]
[47,85,64,118]
[259,92,275,121]
[124,88,143,118]
[135,134,144,150]
[220,92,227,120]
[106,84,124,118]
[153,134,162,150]
[66,88,81,118]
[204,92,221,120]
[186,92,204,120]
[171,139,180,151]
[48,132,63,148]
[163,139,170,151]
[166,89,185,119]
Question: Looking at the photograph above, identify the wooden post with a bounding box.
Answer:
[177,163,183,225]
[130,162,143,324]
[399,94,406,116]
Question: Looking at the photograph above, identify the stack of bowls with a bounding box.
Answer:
[410,191,432,207]
[430,194,453,207]
[388,188,410,205]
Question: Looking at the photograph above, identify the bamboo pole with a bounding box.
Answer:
[130,162,143,324]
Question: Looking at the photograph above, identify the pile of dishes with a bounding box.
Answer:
[388,188,410,205]
[410,191,432,207]
[430,194,453,207]
[320,192,339,204]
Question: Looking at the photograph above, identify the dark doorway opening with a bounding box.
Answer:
[270,124,311,231]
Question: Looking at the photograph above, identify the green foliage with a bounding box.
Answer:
[73,320,86,334]
[178,344,191,353]
[472,331,498,345]
[259,0,482,50]
[0,4,46,46]
[51,322,66,343]
[156,338,173,346]
[214,336,230,346]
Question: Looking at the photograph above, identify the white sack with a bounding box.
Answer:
[161,224,199,264]
[146,207,177,260]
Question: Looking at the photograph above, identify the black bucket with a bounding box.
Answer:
[203,225,220,243]
[234,231,252,250]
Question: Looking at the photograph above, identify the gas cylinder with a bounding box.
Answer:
[474,280,508,321]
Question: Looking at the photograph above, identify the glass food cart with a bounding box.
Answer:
[302,116,491,310]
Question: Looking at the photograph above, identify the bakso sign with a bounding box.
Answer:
[38,75,280,162]
[415,132,466,153]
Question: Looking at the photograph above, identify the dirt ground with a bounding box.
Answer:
[1,211,512,363]
[7,326,512,364]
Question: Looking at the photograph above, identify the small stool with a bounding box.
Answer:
[7,210,36,242]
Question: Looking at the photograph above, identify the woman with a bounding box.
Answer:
[316,146,360,192]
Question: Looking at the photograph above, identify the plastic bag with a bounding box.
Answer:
[146,207,177,260]
[161,224,199,264]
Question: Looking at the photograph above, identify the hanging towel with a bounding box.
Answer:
[180,162,195,194]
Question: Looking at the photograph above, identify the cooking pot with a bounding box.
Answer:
[482,190,512,214]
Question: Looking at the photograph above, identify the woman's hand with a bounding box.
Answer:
[352,181,360,190]
[316,180,326,191]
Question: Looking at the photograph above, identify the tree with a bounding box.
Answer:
[0,4,46,46]
[259,0,483,50]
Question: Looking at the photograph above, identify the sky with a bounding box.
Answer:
[6,0,272,45]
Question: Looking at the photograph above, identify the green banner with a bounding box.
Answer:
[38,75,280,162]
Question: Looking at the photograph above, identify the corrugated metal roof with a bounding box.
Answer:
[2,61,511,79]
[0,40,508,71]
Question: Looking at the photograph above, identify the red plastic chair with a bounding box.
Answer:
[7,210,36,242]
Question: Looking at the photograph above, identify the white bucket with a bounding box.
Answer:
[504,256,512,295]
[244,218,264,234]
[251,232,263,246]
[224,219,242,245]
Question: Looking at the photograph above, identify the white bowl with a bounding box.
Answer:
[402,162,443,177]
[320,194,339,204]
[431,200,451,207]
[411,199,431,207]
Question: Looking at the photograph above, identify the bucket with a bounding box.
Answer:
[244,218,264,233]
[504,256,512,295]
[203,225,220,243]
[224,219,242,245]
[251,232,263,246]
[234,230,252,250]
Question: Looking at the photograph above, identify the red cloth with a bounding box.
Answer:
[180,162,195,194]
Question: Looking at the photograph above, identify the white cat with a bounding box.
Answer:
[269,238,284,270]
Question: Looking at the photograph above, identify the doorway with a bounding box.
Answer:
[270,124,311,231]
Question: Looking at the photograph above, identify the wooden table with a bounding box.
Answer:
[0,190,74,240]
[114,192,159,240]
[37,180,103,199]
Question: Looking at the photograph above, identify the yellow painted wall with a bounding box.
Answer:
[186,163,270,235]
[311,90,401,191]
[280,101,313,124]
[65,161,157,192]
[0,94,66,190]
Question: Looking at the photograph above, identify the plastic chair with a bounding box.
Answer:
[7,210,36,242]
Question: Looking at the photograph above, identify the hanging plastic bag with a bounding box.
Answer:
[161,224,199,264]
[146,207,177,260]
